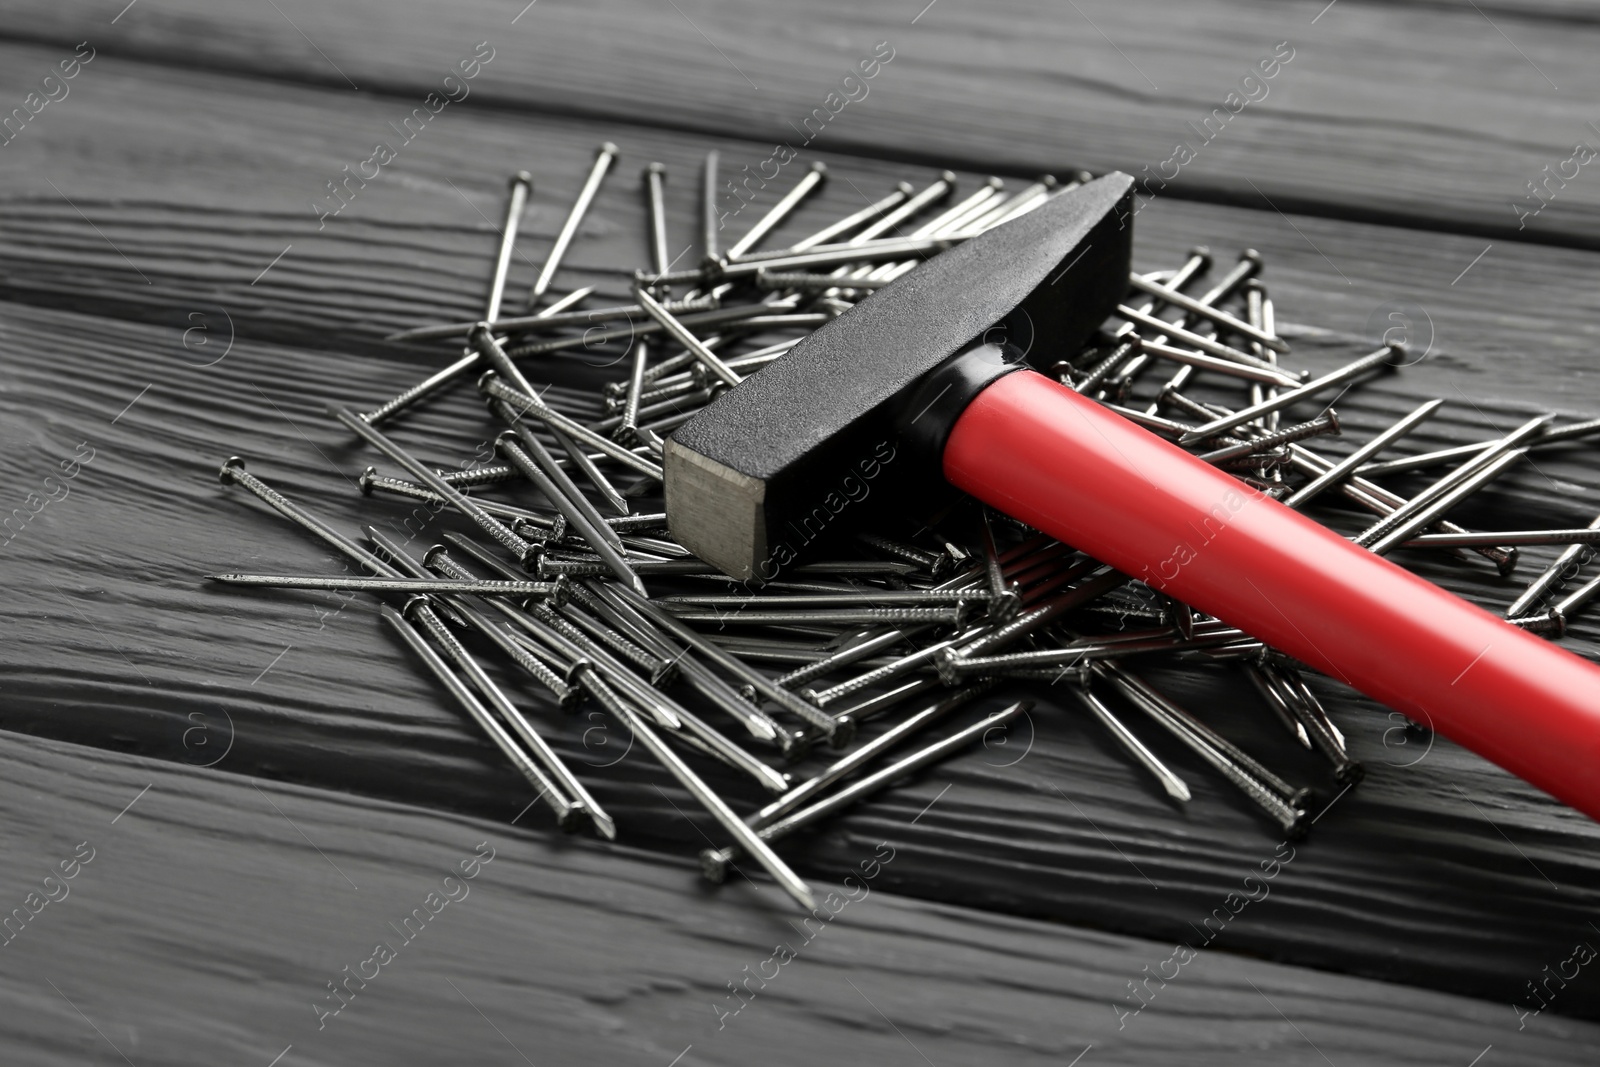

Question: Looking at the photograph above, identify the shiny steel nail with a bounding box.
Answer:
[631,284,743,388]
[335,407,536,564]
[618,336,650,444]
[701,149,720,262]
[1068,682,1191,801]
[1242,661,1312,749]
[1178,346,1398,444]
[219,457,400,576]
[405,598,616,839]
[1282,399,1443,509]
[750,683,999,831]
[1360,449,1533,555]
[208,573,559,596]
[528,142,617,308]
[388,292,713,345]
[1127,272,1288,353]
[485,171,533,323]
[1198,411,1340,464]
[726,161,828,260]
[1137,338,1302,387]
[1259,660,1360,782]
[788,182,913,251]
[1285,442,1515,572]
[360,466,554,534]
[667,606,967,627]
[700,701,1029,882]
[1507,508,1600,617]
[366,528,576,706]
[584,662,815,911]
[479,374,664,481]
[1358,415,1600,478]
[855,172,957,243]
[612,585,838,740]
[1097,662,1308,836]
[380,604,582,831]
[1117,305,1292,377]
[493,429,644,595]
[643,161,671,284]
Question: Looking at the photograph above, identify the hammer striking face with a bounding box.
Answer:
[665,173,1136,581]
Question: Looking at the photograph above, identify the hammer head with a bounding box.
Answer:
[665,172,1135,580]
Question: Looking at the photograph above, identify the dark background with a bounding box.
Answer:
[1,1,1598,1064]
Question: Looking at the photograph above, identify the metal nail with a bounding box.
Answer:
[1507,507,1600,617]
[631,284,743,388]
[1137,338,1303,387]
[485,171,534,323]
[755,268,894,293]
[218,457,402,577]
[1285,441,1515,572]
[1198,411,1340,464]
[1095,663,1308,836]
[528,142,617,309]
[1360,447,1535,554]
[493,428,644,595]
[701,149,720,263]
[360,467,557,535]
[1242,660,1312,749]
[855,172,957,243]
[666,606,968,627]
[658,589,984,609]
[788,182,913,252]
[1258,660,1360,782]
[700,701,1029,883]
[1281,399,1443,509]
[363,271,593,424]
[751,683,1001,832]
[208,573,559,597]
[1127,272,1288,354]
[611,585,839,741]
[643,161,671,285]
[403,598,617,839]
[479,374,664,481]
[1178,346,1398,445]
[618,336,651,444]
[379,604,583,832]
[1067,682,1191,801]
[366,528,577,707]
[583,662,815,911]
[1358,415,1600,478]
[726,161,828,260]
[1117,305,1294,378]
[335,407,536,564]
[388,293,717,345]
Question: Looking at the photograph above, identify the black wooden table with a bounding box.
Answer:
[2,2,1599,1063]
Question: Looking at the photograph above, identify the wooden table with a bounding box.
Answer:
[2,2,1598,1063]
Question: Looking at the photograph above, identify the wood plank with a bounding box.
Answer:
[5,288,1600,1018]
[5,1,1600,246]
[2,39,1600,403]
[4,40,1600,1016]
[3,729,1596,1066]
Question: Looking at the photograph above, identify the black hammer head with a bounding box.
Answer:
[664,172,1135,580]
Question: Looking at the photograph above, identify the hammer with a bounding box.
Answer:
[664,173,1600,822]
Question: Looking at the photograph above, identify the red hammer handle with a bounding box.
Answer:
[944,370,1600,819]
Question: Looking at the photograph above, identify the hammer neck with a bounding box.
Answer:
[894,342,1030,463]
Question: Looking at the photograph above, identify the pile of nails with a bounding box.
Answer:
[214,143,1600,912]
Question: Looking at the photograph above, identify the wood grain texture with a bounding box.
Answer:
[3,729,1597,1067]
[5,0,1600,247]
[3,11,1600,1050]
[2,39,1600,407]
[5,275,1600,1015]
